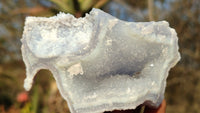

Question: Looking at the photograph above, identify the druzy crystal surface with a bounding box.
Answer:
[21,8,180,113]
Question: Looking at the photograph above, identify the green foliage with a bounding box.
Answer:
[49,0,75,14]
[20,102,34,113]
[49,0,109,16]
[78,0,94,11]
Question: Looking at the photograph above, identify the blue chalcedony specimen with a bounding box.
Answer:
[21,8,180,113]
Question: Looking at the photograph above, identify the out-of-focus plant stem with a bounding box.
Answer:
[78,0,109,12]
[94,0,109,8]
[140,106,145,113]
[79,0,95,11]
[49,0,75,14]
[11,6,50,15]
[148,0,155,21]
[32,85,39,113]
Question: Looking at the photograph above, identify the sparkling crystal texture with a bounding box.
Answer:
[21,8,180,113]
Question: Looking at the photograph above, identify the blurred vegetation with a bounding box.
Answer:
[0,0,199,113]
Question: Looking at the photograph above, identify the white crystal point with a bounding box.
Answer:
[21,8,180,113]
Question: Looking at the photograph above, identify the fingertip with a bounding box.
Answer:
[144,99,166,113]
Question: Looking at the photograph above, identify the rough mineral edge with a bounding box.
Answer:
[21,8,180,113]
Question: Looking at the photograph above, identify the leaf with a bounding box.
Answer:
[49,0,75,14]
[79,0,97,11]
[94,0,109,8]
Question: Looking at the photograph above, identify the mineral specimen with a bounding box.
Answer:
[21,8,180,113]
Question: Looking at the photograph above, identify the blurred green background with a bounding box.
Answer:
[0,0,199,113]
